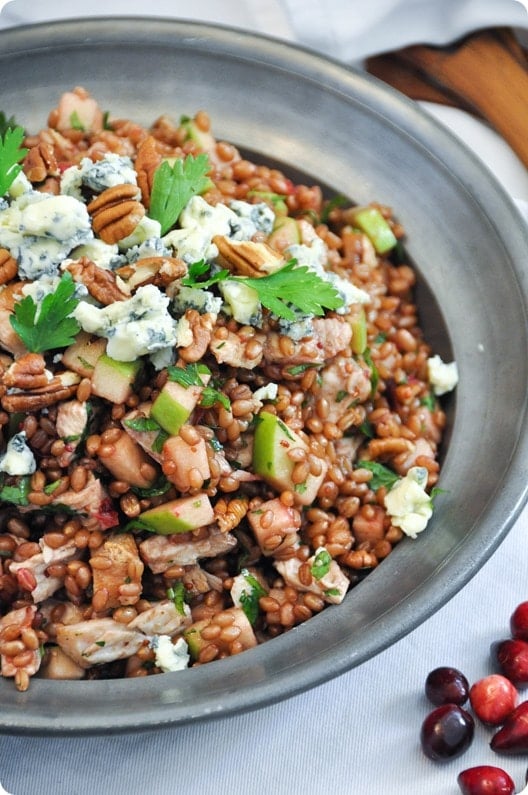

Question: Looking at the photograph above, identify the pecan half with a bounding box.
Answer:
[2,364,80,413]
[213,236,284,277]
[115,256,186,290]
[134,136,162,209]
[23,142,59,184]
[87,184,145,245]
[66,257,130,305]
[0,249,18,286]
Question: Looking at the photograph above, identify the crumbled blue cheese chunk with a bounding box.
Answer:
[126,236,172,264]
[384,466,433,539]
[162,196,275,265]
[228,200,275,238]
[217,280,261,325]
[172,285,223,317]
[150,635,190,673]
[427,355,458,396]
[70,239,123,270]
[118,216,162,250]
[0,192,93,280]
[277,313,314,341]
[253,382,278,402]
[0,432,36,476]
[73,284,177,361]
[61,153,137,200]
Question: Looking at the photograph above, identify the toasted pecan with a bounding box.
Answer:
[87,184,145,245]
[134,136,162,209]
[115,256,186,290]
[66,257,130,305]
[0,249,18,287]
[23,142,59,184]
[213,236,284,277]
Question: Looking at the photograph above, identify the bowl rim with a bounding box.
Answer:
[1,15,528,736]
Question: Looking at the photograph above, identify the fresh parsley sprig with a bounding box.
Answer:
[356,460,400,491]
[149,153,212,235]
[183,258,344,322]
[9,272,81,353]
[238,569,267,625]
[0,125,28,197]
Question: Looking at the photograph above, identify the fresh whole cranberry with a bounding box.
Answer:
[492,638,528,686]
[469,675,518,726]
[425,666,470,706]
[420,704,474,761]
[457,765,515,795]
[510,601,528,641]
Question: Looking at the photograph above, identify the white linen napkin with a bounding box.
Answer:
[1,0,527,62]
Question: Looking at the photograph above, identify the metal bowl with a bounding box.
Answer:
[1,17,527,735]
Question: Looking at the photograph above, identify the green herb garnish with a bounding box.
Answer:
[149,153,211,235]
[363,348,379,398]
[357,460,400,491]
[310,548,332,580]
[0,111,20,138]
[238,569,267,625]
[10,272,81,353]
[181,260,229,289]
[420,392,437,411]
[0,125,28,196]
[0,475,31,506]
[131,475,171,499]
[69,111,85,131]
[123,416,169,454]
[167,582,187,616]
[183,258,344,322]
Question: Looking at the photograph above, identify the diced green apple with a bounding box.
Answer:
[151,376,209,436]
[139,493,214,535]
[267,216,301,251]
[61,332,106,377]
[252,411,327,506]
[348,206,397,254]
[91,354,142,404]
[349,305,367,355]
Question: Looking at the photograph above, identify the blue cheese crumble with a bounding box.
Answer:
[61,153,137,200]
[228,200,275,238]
[73,284,177,361]
[384,466,433,539]
[172,285,223,317]
[0,432,36,476]
[0,192,93,280]
[149,635,190,672]
[427,355,459,396]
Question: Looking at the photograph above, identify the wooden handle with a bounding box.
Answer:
[397,29,528,167]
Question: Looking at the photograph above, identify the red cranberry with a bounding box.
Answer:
[457,765,515,795]
[510,601,528,641]
[469,675,518,726]
[420,704,474,761]
[425,666,469,706]
[492,639,528,686]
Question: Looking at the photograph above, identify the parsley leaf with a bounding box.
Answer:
[0,475,30,506]
[181,260,230,289]
[232,261,343,321]
[0,111,20,138]
[148,153,211,235]
[0,125,28,197]
[238,569,267,625]
[310,549,332,580]
[167,582,187,616]
[9,272,81,353]
[123,416,169,453]
[185,259,344,321]
[357,460,400,491]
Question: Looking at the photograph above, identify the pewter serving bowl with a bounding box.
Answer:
[1,17,528,735]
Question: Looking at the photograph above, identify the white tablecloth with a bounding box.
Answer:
[1,5,528,794]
